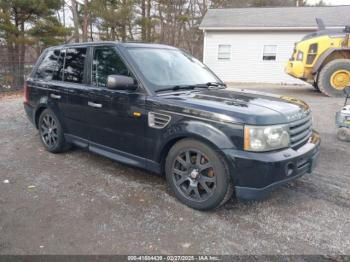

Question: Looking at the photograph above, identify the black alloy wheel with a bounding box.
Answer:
[40,114,59,149]
[165,139,233,210]
[172,149,216,202]
[38,109,70,153]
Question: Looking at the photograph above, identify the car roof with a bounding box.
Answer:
[46,41,177,50]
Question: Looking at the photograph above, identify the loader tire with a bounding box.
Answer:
[318,59,350,97]
[312,82,320,92]
[337,128,350,142]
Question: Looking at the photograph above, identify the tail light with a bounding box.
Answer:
[24,82,29,103]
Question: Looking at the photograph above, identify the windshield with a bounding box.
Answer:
[126,47,221,91]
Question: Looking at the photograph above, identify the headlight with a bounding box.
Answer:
[296,51,304,61]
[244,124,290,152]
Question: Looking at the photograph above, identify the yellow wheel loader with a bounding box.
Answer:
[286,19,350,97]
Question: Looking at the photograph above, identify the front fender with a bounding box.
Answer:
[312,47,350,74]
[156,120,243,161]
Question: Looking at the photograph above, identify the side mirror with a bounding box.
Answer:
[107,75,138,90]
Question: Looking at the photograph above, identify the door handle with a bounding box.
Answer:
[88,101,102,108]
[50,94,61,99]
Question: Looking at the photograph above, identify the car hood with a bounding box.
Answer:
[156,88,310,125]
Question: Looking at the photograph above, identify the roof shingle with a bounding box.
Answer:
[199,6,350,29]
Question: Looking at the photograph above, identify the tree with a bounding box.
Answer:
[0,0,70,88]
[82,0,89,41]
[89,0,135,41]
[69,0,80,42]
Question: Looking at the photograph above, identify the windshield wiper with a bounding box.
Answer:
[156,84,208,93]
[205,82,226,87]
[155,82,226,93]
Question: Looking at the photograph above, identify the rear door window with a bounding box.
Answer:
[35,49,61,81]
[63,48,87,84]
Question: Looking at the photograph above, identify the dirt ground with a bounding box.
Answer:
[0,84,349,255]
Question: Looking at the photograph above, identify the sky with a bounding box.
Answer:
[307,0,350,5]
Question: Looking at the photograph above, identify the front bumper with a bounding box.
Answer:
[223,131,320,200]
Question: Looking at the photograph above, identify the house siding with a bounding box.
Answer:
[203,30,310,84]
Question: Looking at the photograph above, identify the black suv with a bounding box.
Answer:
[24,42,320,210]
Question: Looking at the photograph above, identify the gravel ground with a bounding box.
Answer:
[0,84,349,255]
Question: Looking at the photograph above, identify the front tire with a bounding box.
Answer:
[165,139,233,210]
[318,59,350,97]
[38,109,70,153]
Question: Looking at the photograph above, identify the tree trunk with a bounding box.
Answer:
[141,0,146,41]
[18,22,26,89]
[82,0,89,42]
[146,0,151,41]
[71,0,80,42]
[90,16,94,41]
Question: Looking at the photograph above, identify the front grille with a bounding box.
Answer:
[289,112,312,149]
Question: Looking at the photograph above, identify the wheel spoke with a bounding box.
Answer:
[196,152,202,166]
[183,184,193,196]
[185,151,191,166]
[43,117,49,127]
[51,136,56,145]
[193,187,201,199]
[49,116,53,126]
[173,168,187,177]
[176,156,188,168]
[41,127,48,135]
[176,176,188,186]
[199,162,212,172]
[199,180,212,194]
[201,176,215,183]
[45,135,51,145]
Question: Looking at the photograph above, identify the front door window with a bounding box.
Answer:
[92,46,130,88]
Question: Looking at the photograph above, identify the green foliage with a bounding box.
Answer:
[89,0,136,41]
[0,0,70,88]
[29,17,72,46]
[0,0,70,47]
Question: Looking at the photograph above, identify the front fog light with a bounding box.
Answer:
[244,124,290,152]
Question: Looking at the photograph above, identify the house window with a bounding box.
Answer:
[218,45,231,60]
[263,45,277,61]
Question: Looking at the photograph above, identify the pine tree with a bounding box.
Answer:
[0,0,70,88]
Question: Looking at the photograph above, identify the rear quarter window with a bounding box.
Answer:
[35,49,61,81]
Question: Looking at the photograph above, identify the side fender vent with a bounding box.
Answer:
[148,112,171,129]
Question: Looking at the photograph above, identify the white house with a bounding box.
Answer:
[199,6,350,84]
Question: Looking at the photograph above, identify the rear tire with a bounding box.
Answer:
[38,109,70,153]
[312,82,320,92]
[318,59,350,97]
[337,128,350,142]
[165,138,233,210]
